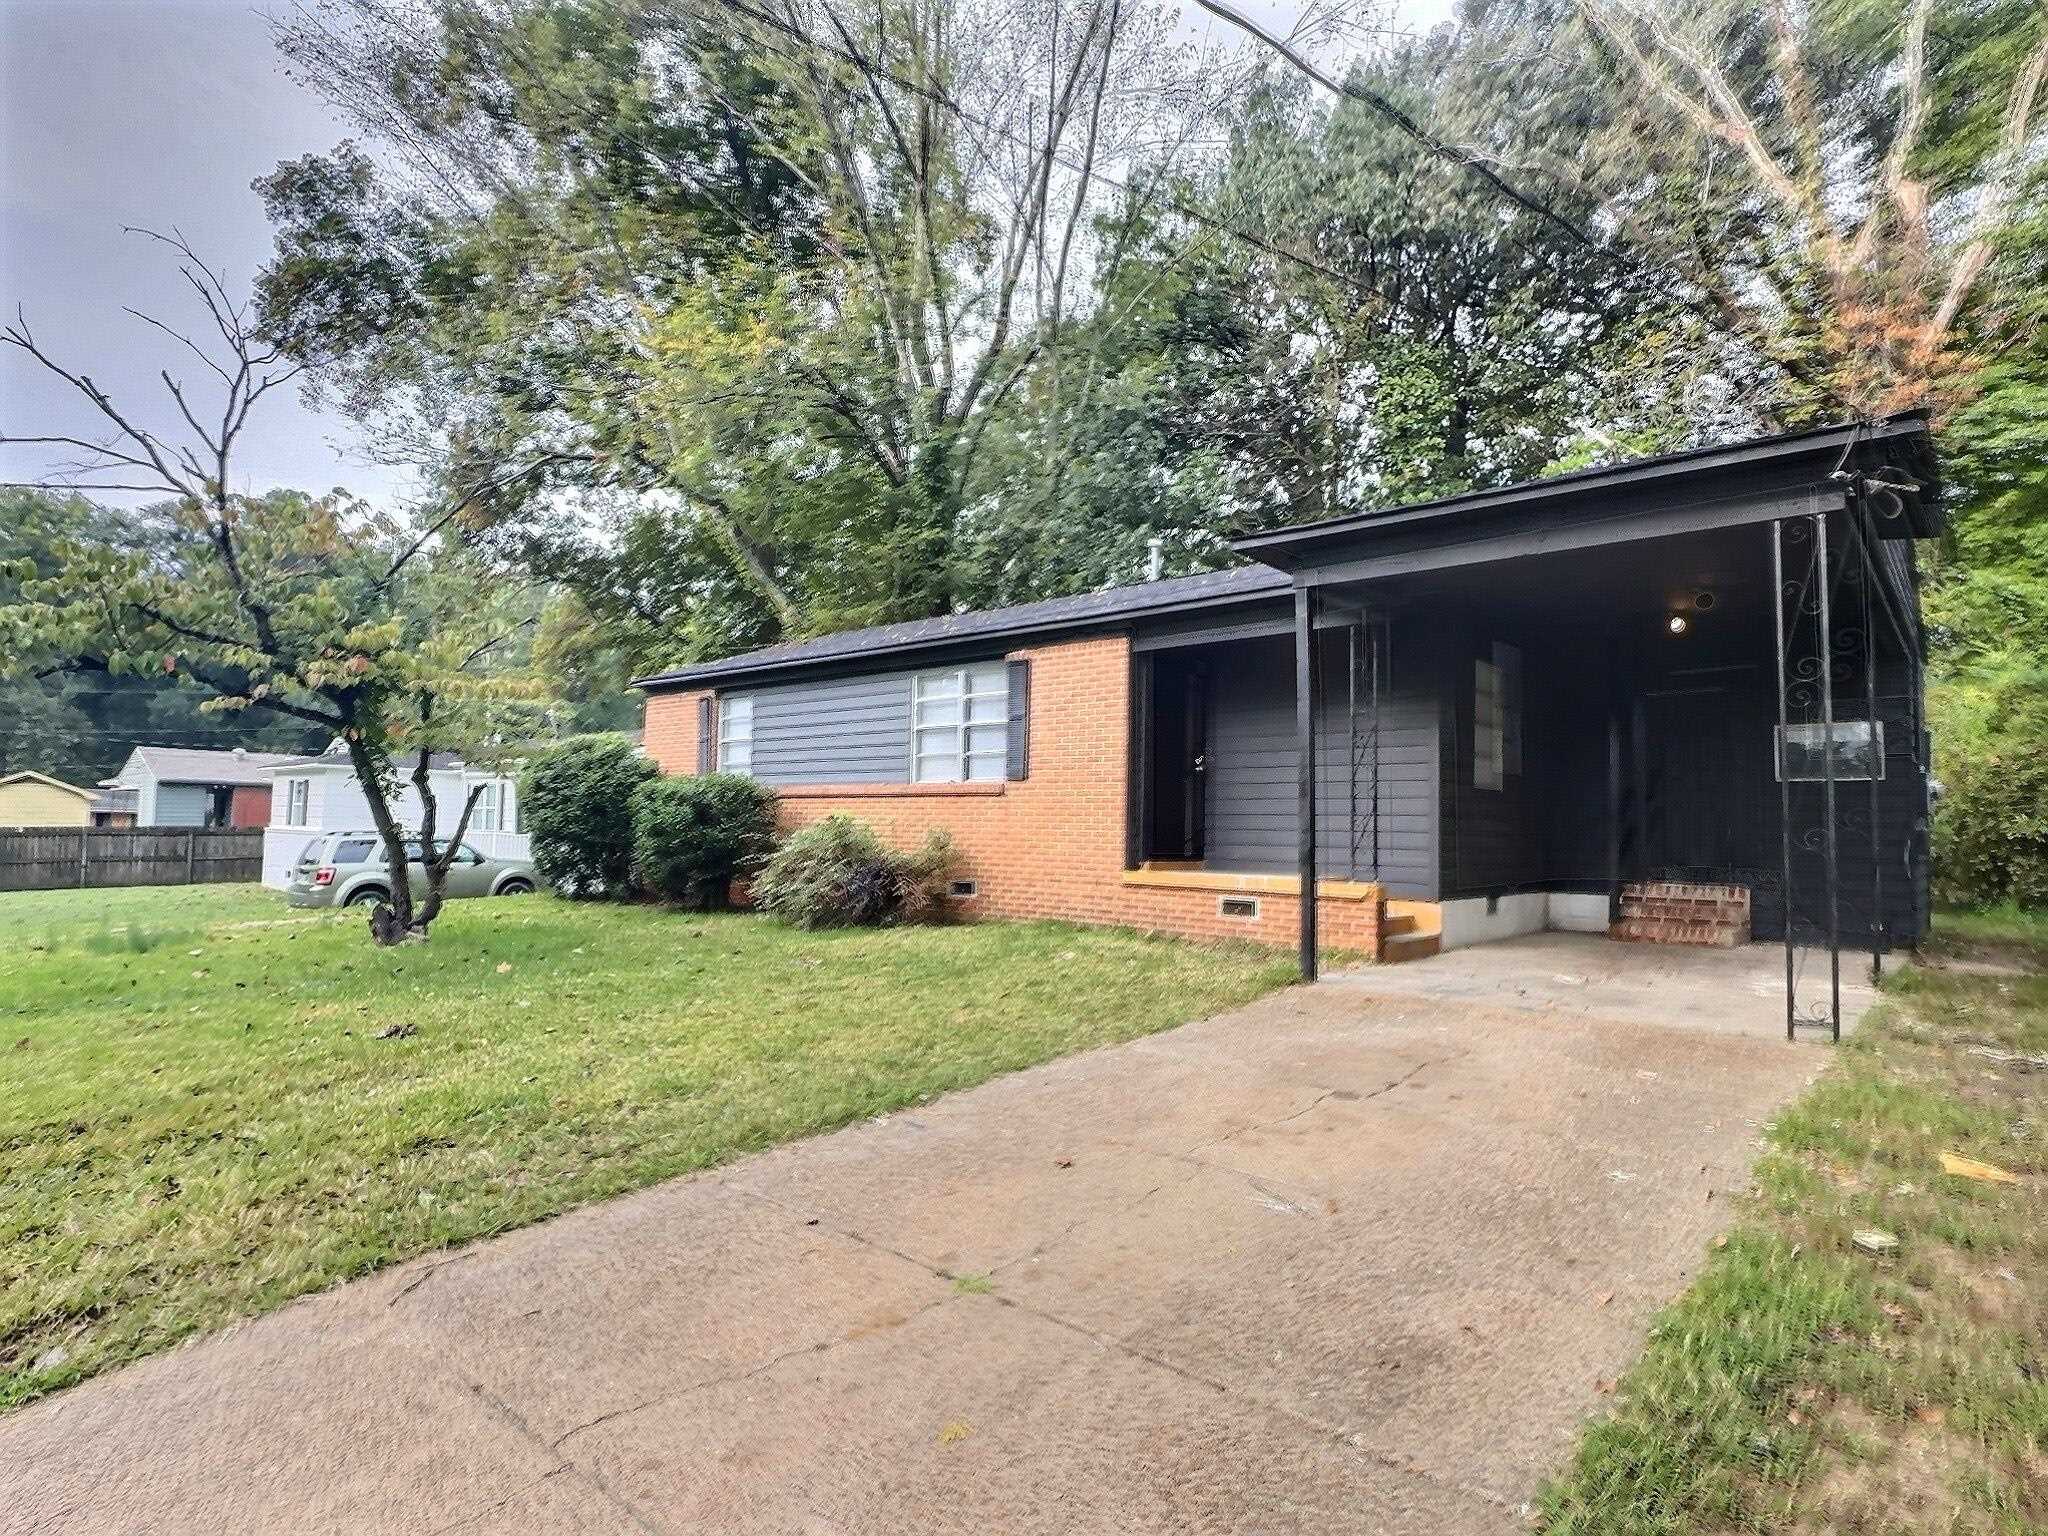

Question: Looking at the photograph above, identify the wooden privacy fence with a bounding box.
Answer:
[0,827,266,892]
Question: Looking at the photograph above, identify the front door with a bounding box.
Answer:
[1179,669,1207,860]
[1639,680,1772,878]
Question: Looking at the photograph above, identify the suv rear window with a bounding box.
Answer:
[332,838,379,864]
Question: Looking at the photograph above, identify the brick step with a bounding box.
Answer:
[1618,898,1750,921]
[1612,881,1751,948]
[1609,916,1747,948]
[1381,931,1440,964]
[1624,881,1748,902]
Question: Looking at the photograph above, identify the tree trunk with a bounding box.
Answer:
[345,736,421,946]
[406,733,487,938]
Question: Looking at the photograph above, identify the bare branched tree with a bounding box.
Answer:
[2,233,551,943]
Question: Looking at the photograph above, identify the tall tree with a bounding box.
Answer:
[257,0,1312,661]
[1557,0,2048,422]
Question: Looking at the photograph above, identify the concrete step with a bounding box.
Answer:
[1381,912,1418,938]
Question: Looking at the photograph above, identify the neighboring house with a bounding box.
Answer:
[89,788,138,828]
[637,415,1940,982]
[262,741,529,888]
[107,746,299,829]
[0,771,98,827]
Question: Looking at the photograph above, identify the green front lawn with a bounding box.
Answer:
[1,884,1294,1411]
[1538,911,2048,1534]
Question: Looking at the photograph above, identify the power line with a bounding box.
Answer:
[695,0,1413,316]
[1190,0,1607,254]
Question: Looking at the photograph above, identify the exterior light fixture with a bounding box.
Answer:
[1666,613,1690,636]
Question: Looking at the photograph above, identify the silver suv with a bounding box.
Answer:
[285,830,538,909]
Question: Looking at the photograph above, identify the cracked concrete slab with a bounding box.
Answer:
[0,936,1826,1534]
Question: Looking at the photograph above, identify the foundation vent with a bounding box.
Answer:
[1218,896,1260,920]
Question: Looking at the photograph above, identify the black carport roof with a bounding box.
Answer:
[635,414,1938,693]
[1233,413,1938,571]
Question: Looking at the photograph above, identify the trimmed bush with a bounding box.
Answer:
[751,815,959,929]
[519,735,659,898]
[1933,726,2048,909]
[630,774,778,906]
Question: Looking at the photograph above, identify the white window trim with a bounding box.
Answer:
[1777,720,1886,782]
[1474,659,1504,792]
[285,777,310,827]
[472,780,500,833]
[718,696,754,775]
[911,665,1008,783]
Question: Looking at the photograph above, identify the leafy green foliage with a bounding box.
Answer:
[1930,688,2048,907]
[517,734,657,898]
[628,773,776,906]
[0,491,324,782]
[751,814,959,929]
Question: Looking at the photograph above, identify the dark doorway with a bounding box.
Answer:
[1638,671,1772,880]
[1145,656,1208,861]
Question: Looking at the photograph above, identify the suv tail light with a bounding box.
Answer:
[313,866,337,887]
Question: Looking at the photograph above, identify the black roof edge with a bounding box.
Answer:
[633,568,1292,692]
[635,416,1939,693]
[1231,413,1935,559]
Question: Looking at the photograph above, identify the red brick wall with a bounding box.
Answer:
[229,784,271,828]
[641,634,1380,957]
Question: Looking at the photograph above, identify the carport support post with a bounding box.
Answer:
[1296,583,1320,981]
[1817,512,1841,1043]
[1771,521,1795,1042]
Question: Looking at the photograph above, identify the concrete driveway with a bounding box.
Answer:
[3,937,1830,1535]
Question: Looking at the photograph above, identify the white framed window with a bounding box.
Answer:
[472,781,500,833]
[1777,721,1886,781]
[718,696,754,774]
[912,665,1008,782]
[285,778,310,826]
[1474,660,1504,791]
[1474,643,1523,791]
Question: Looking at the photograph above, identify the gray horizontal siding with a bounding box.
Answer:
[728,671,916,785]
[1202,630,1438,898]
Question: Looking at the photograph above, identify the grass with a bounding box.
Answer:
[1538,909,2048,1535]
[0,883,1294,1412]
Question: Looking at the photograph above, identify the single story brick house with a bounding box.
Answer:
[637,416,1939,1014]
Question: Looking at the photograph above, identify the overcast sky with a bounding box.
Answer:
[2,0,1453,508]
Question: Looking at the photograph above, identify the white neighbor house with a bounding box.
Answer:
[262,742,530,888]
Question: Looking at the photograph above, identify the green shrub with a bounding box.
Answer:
[519,735,659,898]
[630,774,778,906]
[751,815,959,929]
[1933,726,2048,909]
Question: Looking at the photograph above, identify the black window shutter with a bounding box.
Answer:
[1006,660,1031,780]
[697,696,714,774]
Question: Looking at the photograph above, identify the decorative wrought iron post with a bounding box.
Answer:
[1295,583,1320,980]
[1816,512,1842,1041]
[1771,521,1795,1041]
[1861,500,1884,981]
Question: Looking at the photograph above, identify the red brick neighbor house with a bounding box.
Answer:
[638,417,1940,1011]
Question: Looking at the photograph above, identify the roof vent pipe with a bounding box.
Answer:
[1146,537,1165,582]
